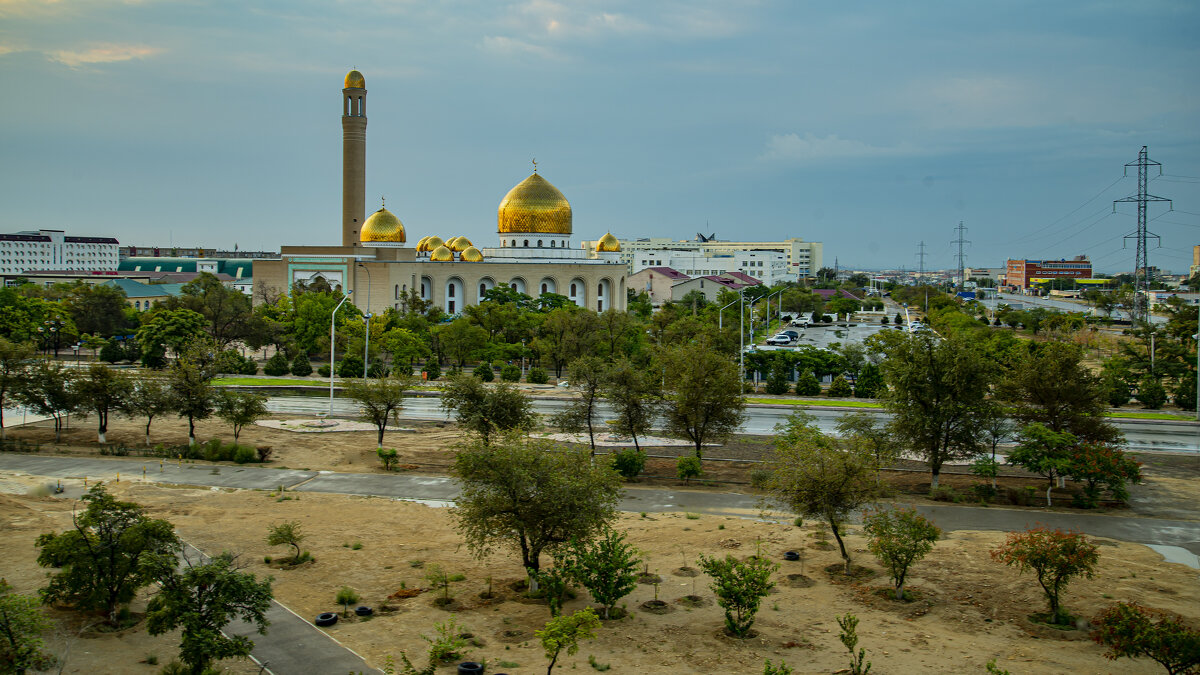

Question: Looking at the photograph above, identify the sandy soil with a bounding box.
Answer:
[2,482,1198,675]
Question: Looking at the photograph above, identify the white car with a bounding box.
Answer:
[765,333,795,346]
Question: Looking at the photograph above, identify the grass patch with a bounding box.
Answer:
[1103,411,1192,420]
[213,377,319,386]
[745,397,883,408]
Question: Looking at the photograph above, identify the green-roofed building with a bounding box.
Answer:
[101,278,187,311]
[118,257,253,293]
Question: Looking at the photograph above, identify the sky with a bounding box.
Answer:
[1,1,1198,274]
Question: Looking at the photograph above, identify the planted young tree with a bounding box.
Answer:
[1067,442,1143,507]
[14,359,77,442]
[70,363,133,444]
[603,357,661,452]
[36,485,180,626]
[1135,375,1168,409]
[697,553,778,638]
[862,508,941,600]
[262,351,289,376]
[560,527,640,619]
[659,342,746,459]
[0,337,34,440]
[214,389,268,442]
[0,579,54,674]
[827,374,853,398]
[343,373,417,448]
[676,454,703,484]
[537,608,600,675]
[837,612,871,675]
[168,339,218,446]
[1008,423,1077,507]
[794,370,821,396]
[853,363,883,399]
[377,447,400,471]
[765,412,880,574]
[452,434,621,591]
[441,375,537,446]
[991,527,1099,625]
[552,356,608,453]
[335,586,360,618]
[1092,601,1200,675]
[145,551,273,675]
[265,521,306,563]
[124,376,174,447]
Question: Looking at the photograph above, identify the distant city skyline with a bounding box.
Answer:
[1,1,1197,274]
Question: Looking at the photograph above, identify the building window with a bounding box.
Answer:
[570,283,577,297]
[597,283,603,296]
[523,240,529,247]
[537,240,543,247]
[448,285,455,298]
[480,283,486,296]
[541,283,548,294]
[448,300,455,313]
[550,240,556,248]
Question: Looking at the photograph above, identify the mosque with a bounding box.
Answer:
[252,70,627,315]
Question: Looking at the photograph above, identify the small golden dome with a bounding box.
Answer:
[446,236,467,252]
[429,245,454,261]
[360,206,405,243]
[422,235,445,252]
[456,236,473,249]
[461,246,484,262]
[344,70,365,89]
[415,235,430,251]
[498,172,572,235]
[595,232,621,252]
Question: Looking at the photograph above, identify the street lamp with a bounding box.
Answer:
[330,289,354,415]
[764,288,784,334]
[718,296,739,330]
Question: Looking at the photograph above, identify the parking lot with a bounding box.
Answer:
[752,313,902,351]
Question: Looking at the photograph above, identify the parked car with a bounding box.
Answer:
[765,333,795,346]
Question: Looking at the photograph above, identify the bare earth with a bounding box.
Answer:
[2,414,1199,674]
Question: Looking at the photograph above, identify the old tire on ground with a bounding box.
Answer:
[457,663,484,675]
[355,606,373,616]
[315,612,338,627]
[783,551,800,561]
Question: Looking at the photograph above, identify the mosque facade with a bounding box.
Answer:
[252,70,627,315]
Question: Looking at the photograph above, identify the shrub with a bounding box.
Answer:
[794,371,821,396]
[764,366,790,395]
[263,353,290,376]
[610,448,646,479]
[1091,601,1200,674]
[256,446,273,462]
[232,446,257,464]
[99,340,125,363]
[676,455,702,485]
[473,362,494,382]
[377,447,399,471]
[821,314,833,323]
[318,364,331,377]
[366,359,390,378]
[1173,375,1197,411]
[1135,375,1167,409]
[697,553,778,638]
[837,613,871,675]
[202,439,231,462]
[422,361,440,381]
[749,468,771,489]
[827,375,852,398]
[500,364,522,382]
[422,618,470,663]
[337,354,365,378]
[558,527,639,620]
[527,366,549,384]
[290,354,313,377]
[336,586,360,617]
[862,507,941,600]
[991,527,1098,625]
[266,521,305,562]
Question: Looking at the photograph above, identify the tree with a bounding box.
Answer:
[837,612,871,675]
[342,374,417,448]
[70,363,133,444]
[335,586,360,618]
[1136,375,1168,409]
[0,337,34,440]
[659,343,747,459]
[1008,423,1077,507]
[697,553,778,638]
[290,353,313,377]
[999,341,1121,443]
[1067,442,1143,507]
[853,362,883,398]
[552,356,607,453]
[124,376,174,447]
[559,527,639,620]
[36,485,180,625]
[214,389,268,442]
[676,454,702,484]
[165,272,255,348]
[835,411,895,465]
[537,608,600,675]
[263,352,289,376]
[452,435,621,588]
[764,363,790,395]
[266,521,305,562]
[14,359,77,442]
[167,339,218,445]
[441,376,537,446]
[862,508,941,600]
[827,374,852,397]
[436,318,489,367]
[63,283,133,338]
[0,580,53,674]
[765,413,880,573]
[876,331,997,488]
[601,358,660,452]
[145,552,273,675]
[136,308,207,366]
[1092,602,1200,675]
[794,370,821,396]
[990,527,1099,625]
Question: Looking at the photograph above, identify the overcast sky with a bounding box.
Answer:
[1,1,1197,273]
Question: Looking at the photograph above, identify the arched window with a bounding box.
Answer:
[541,283,548,294]
[479,283,486,296]
[511,240,516,247]
[394,284,400,300]
[570,283,577,297]
[523,240,529,247]
[550,240,556,248]
[448,285,456,298]
[597,283,603,295]
[537,240,543,247]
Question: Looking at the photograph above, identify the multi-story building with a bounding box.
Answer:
[625,250,787,285]
[120,246,277,260]
[582,236,822,280]
[0,230,119,275]
[1005,256,1092,289]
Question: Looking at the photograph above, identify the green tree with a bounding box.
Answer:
[1067,442,1143,507]
[602,358,661,452]
[765,412,880,574]
[794,370,821,396]
[36,485,180,626]
[342,374,417,448]
[835,411,895,465]
[335,586,360,618]
[145,552,273,675]
[990,527,1099,625]
[676,454,703,484]
[999,342,1121,443]
[0,337,34,440]
[63,283,133,338]
[853,363,883,398]
[659,342,747,459]
[124,376,174,447]
[0,579,53,674]
[451,435,621,589]
[262,352,289,376]
[265,521,305,562]
[136,308,207,365]
[1135,375,1168,409]
[837,612,871,675]
[441,376,537,446]
[537,608,600,675]
[164,272,255,348]
[168,340,218,446]
[436,318,489,367]
[290,353,313,377]
[1174,373,1197,411]
[552,356,608,453]
[827,374,853,397]
[70,363,133,444]
[862,507,941,600]
[214,389,269,442]
[559,527,639,620]
[14,359,77,442]
[1008,423,1077,507]
[697,553,779,638]
[1092,602,1200,675]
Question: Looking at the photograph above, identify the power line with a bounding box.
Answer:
[915,241,926,280]
[952,222,970,291]
[1114,146,1171,325]
[1009,175,1126,244]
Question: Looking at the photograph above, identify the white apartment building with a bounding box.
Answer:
[0,230,120,276]
[582,236,822,280]
[628,250,789,285]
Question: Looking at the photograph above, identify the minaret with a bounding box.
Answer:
[342,70,367,246]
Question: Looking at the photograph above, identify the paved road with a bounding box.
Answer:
[4,454,1198,560]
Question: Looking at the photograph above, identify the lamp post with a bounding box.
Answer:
[43,319,64,358]
[330,289,353,415]
[718,296,739,330]
[764,288,784,335]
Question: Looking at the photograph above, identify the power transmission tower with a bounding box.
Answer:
[915,241,926,283]
[1114,146,1171,325]
[952,222,970,291]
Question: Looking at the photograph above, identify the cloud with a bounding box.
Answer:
[761,133,921,162]
[479,35,557,59]
[46,43,161,68]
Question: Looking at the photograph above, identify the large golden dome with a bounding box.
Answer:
[595,232,620,252]
[461,246,484,262]
[429,245,454,261]
[497,172,572,235]
[360,206,405,243]
[344,70,365,89]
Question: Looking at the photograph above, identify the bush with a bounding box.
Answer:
[991,527,1098,625]
[827,375,852,398]
[263,352,290,376]
[527,366,549,384]
[795,371,821,396]
[1173,375,1196,411]
[1091,601,1200,674]
[423,361,440,381]
[853,364,883,398]
[317,364,331,377]
[201,439,231,462]
[749,468,771,489]
[821,315,833,323]
[473,363,494,382]
[377,447,399,471]
[697,553,778,638]
[862,507,941,600]
[366,359,390,378]
[290,355,313,377]
[99,340,125,363]
[677,455,702,485]
[610,448,646,479]
[215,350,257,376]
[500,364,521,382]
[764,366,790,395]
[233,446,257,464]
[337,354,365,378]
[1135,376,1167,409]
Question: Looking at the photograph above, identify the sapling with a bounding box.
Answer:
[991,527,1098,625]
[336,586,360,617]
[537,608,600,675]
[837,612,871,675]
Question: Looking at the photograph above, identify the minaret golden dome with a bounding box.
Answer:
[461,246,484,262]
[429,245,454,261]
[359,206,405,243]
[595,233,621,252]
[344,70,365,89]
[498,172,572,235]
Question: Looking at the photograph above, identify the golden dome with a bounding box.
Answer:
[497,172,572,235]
[421,235,445,253]
[429,245,454,261]
[460,246,484,262]
[415,235,430,251]
[595,232,621,252]
[360,206,405,243]
[446,236,467,252]
[344,70,365,89]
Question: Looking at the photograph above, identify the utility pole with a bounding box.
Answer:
[915,242,926,284]
[1114,146,1171,325]
[952,222,970,292]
